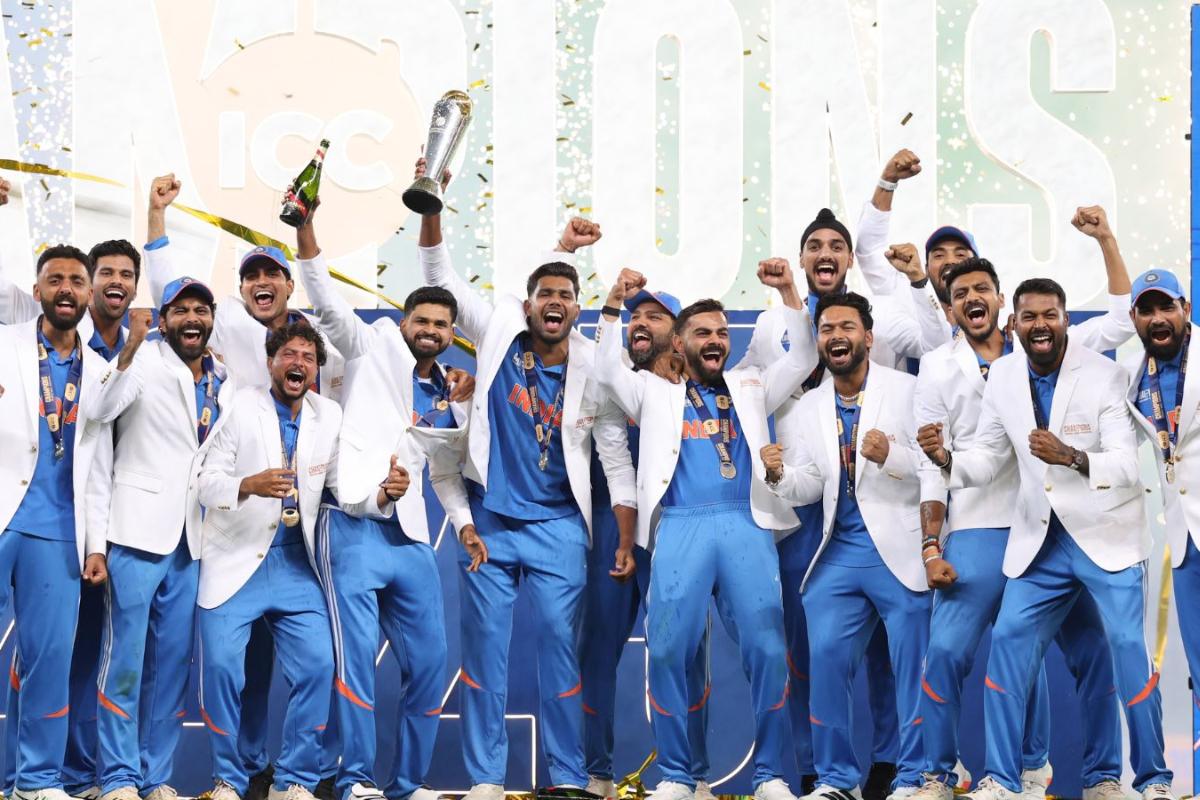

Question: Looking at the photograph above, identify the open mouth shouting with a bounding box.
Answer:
[825,339,853,369]
[1148,322,1176,347]
[1027,328,1055,355]
[179,323,205,349]
[100,285,128,312]
[700,344,726,370]
[253,288,276,314]
[813,260,838,286]
[964,300,989,327]
[53,294,78,318]
[283,366,308,394]
[629,327,652,354]
[542,307,566,336]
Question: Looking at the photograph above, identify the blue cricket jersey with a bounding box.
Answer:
[1135,347,1184,430]
[272,396,303,547]
[412,368,458,430]
[817,395,883,566]
[474,336,575,521]
[1029,364,1072,541]
[662,381,751,507]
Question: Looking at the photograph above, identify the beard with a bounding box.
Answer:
[403,329,449,360]
[41,293,87,331]
[627,332,669,367]
[1144,324,1185,360]
[822,339,868,376]
[164,321,213,362]
[684,345,727,384]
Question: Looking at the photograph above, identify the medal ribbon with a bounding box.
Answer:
[978,332,1014,381]
[1028,375,1051,431]
[279,412,300,525]
[414,365,453,428]
[1146,327,1190,481]
[520,335,568,471]
[684,379,736,479]
[36,319,83,461]
[196,354,220,444]
[837,380,866,496]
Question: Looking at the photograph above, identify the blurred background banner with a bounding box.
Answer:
[0,0,1192,794]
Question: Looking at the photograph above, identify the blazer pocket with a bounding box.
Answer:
[1060,416,1099,445]
[114,468,163,494]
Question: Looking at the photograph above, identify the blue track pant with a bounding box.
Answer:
[63,583,103,795]
[317,508,447,800]
[802,559,930,792]
[920,528,1121,786]
[580,505,710,782]
[983,527,1171,793]
[459,498,589,787]
[96,539,199,793]
[647,502,788,789]
[198,542,334,795]
[1172,538,1200,735]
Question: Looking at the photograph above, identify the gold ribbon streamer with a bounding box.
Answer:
[615,749,656,800]
[0,158,477,356]
[1155,545,1172,671]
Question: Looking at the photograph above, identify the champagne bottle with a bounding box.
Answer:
[280,139,329,227]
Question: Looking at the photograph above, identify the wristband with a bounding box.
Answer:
[934,451,952,470]
[923,552,942,565]
[909,276,929,289]
[921,538,940,551]
[877,177,898,192]
[558,238,576,253]
[601,305,622,318]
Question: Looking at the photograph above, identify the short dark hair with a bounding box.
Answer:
[815,291,874,331]
[526,261,580,298]
[87,239,141,283]
[943,257,1001,294]
[1012,277,1066,312]
[404,286,458,322]
[674,298,726,334]
[36,244,91,276]
[265,319,328,367]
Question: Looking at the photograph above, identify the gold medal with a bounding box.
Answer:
[281,507,301,527]
[535,425,545,443]
[200,407,212,425]
[523,351,535,370]
[702,418,720,436]
[436,399,449,411]
[1166,461,1176,485]
[46,412,60,432]
[64,383,76,402]
[716,395,731,410]
[720,462,737,480]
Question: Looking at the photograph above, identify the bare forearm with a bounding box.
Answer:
[613,504,636,551]
[920,500,945,555]
[1097,235,1131,295]
[419,213,443,247]
[296,221,319,260]
[147,207,166,242]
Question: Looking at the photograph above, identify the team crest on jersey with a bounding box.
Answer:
[780,330,791,353]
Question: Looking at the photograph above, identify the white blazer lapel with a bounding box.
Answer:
[817,386,841,488]
[259,393,284,470]
[562,331,590,429]
[855,373,883,491]
[296,393,320,486]
[18,323,40,437]
[952,337,987,395]
[1048,343,1081,435]
[1176,324,1200,444]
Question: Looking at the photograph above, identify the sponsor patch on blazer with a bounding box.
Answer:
[308,462,328,476]
[1062,422,1093,435]
[575,415,595,429]
[739,377,762,388]
[331,376,343,388]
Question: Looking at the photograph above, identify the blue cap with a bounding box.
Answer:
[925,225,979,259]
[624,289,682,318]
[159,276,214,311]
[1131,269,1185,306]
[239,245,292,278]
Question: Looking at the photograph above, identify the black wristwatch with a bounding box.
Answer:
[1068,448,1086,471]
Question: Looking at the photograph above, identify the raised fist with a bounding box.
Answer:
[757,258,795,291]
[884,243,926,282]
[560,217,602,252]
[149,174,181,210]
[882,149,922,183]
[1071,205,1112,241]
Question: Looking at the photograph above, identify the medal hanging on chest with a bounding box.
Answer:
[685,380,737,479]
[1147,328,1190,484]
[521,340,568,471]
[36,322,82,461]
[280,422,301,528]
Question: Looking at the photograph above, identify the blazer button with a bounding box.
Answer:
[1182,488,1189,496]
[662,479,669,484]
[1044,483,1052,492]
[257,552,265,559]
[18,479,28,486]
[672,448,679,455]
[267,522,275,530]
[29,445,36,453]
[1040,518,1048,524]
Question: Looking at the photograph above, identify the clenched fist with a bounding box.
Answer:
[378,454,411,504]
[446,368,475,403]
[149,174,181,210]
[0,177,11,206]
[860,429,890,465]
[559,217,602,252]
[604,268,647,310]
[761,443,785,483]
[884,243,925,282]
[925,556,958,589]
[917,422,950,467]
[757,258,795,291]
[1071,205,1113,242]
[882,149,922,183]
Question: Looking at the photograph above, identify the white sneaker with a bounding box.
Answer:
[404,790,445,800]
[267,787,316,800]
[144,787,179,800]
[13,791,73,800]
[345,786,385,800]
[963,777,1022,800]
[207,783,243,800]
[463,786,505,800]
[694,782,717,800]
[1139,784,1175,800]
[99,789,140,800]
[1083,781,1131,800]
[755,780,797,800]
[648,783,694,800]
[586,779,616,800]
[801,786,863,800]
[1021,763,1053,800]
[72,790,101,800]
[885,787,920,800]
[953,761,973,792]
[907,781,952,800]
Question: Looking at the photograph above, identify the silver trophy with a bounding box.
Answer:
[404,90,473,216]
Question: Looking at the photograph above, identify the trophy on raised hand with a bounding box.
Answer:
[403,90,473,216]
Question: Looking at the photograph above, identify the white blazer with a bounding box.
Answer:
[1122,325,1200,567]
[767,363,927,592]
[594,304,818,549]
[0,319,116,567]
[145,243,351,403]
[917,316,1147,537]
[336,325,470,543]
[419,242,636,540]
[196,387,341,609]
[90,340,237,558]
[946,338,1146,577]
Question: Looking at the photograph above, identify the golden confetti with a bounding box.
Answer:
[561,94,576,106]
[758,81,771,92]
[481,283,494,290]
[579,206,592,213]
[1157,95,1172,102]
[469,79,486,89]
[901,111,913,126]
[655,187,665,195]
[743,49,751,56]
[469,274,481,283]
[234,38,245,50]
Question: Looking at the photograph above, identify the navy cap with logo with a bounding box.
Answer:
[1131,268,1185,307]
[925,225,980,259]
[624,289,682,318]
[239,245,292,279]
[159,276,215,312]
